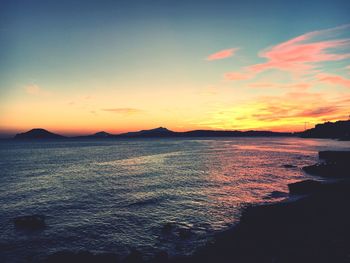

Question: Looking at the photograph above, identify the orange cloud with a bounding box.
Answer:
[207,48,239,61]
[252,105,339,121]
[199,90,349,132]
[316,73,350,88]
[251,91,347,123]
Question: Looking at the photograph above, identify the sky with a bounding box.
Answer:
[1,0,350,136]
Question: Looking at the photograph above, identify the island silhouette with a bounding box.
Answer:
[13,120,350,140]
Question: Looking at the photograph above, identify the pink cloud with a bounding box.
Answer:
[207,48,239,61]
[316,73,350,88]
[249,38,350,74]
[225,24,350,81]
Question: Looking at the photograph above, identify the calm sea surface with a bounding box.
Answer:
[0,137,349,262]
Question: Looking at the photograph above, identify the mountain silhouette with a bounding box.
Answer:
[120,127,176,137]
[12,127,292,140]
[92,131,112,138]
[14,129,66,140]
[13,120,349,140]
[299,120,350,140]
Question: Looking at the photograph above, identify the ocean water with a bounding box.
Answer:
[0,137,349,262]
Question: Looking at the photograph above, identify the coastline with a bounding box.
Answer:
[173,150,350,263]
[43,150,350,263]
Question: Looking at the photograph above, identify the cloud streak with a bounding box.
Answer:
[225,24,350,81]
[207,48,239,61]
[316,73,350,88]
[201,90,349,131]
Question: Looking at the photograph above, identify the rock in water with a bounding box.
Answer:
[178,228,192,239]
[319,151,350,163]
[288,180,323,195]
[282,164,297,168]
[14,214,46,230]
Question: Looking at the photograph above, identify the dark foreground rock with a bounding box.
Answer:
[170,151,350,263]
[288,179,323,195]
[13,215,46,230]
[46,251,119,263]
[263,190,288,199]
[177,181,350,263]
[319,150,350,163]
[303,151,349,178]
[302,162,349,178]
[282,164,297,168]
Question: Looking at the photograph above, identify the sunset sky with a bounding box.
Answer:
[1,0,350,137]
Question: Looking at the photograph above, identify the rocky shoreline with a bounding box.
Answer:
[39,150,350,263]
[175,150,350,263]
[7,150,346,263]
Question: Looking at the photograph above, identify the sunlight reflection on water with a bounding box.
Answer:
[0,137,349,261]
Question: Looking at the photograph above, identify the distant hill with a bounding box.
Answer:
[14,129,66,140]
[119,127,176,138]
[93,131,111,137]
[12,127,294,140]
[181,130,292,137]
[299,120,350,140]
[119,127,291,138]
[74,131,113,139]
[18,122,350,140]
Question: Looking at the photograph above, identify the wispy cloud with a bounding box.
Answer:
[207,48,239,61]
[225,24,350,80]
[199,91,349,131]
[253,91,349,122]
[316,73,350,88]
[102,108,144,115]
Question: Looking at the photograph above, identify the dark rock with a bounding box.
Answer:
[178,228,192,239]
[153,251,168,263]
[95,253,120,263]
[13,214,45,230]
[288,180,323,195]
[264,191,289,199]
[161,223,173,234]
[303,163,348,178]
[319,151,350,163]
[124,249,143,263]
[182,179,350,263]
[46,251,119,263]
[282,164,297,168]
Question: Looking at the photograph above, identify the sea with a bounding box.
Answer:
[0,137,349,262]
